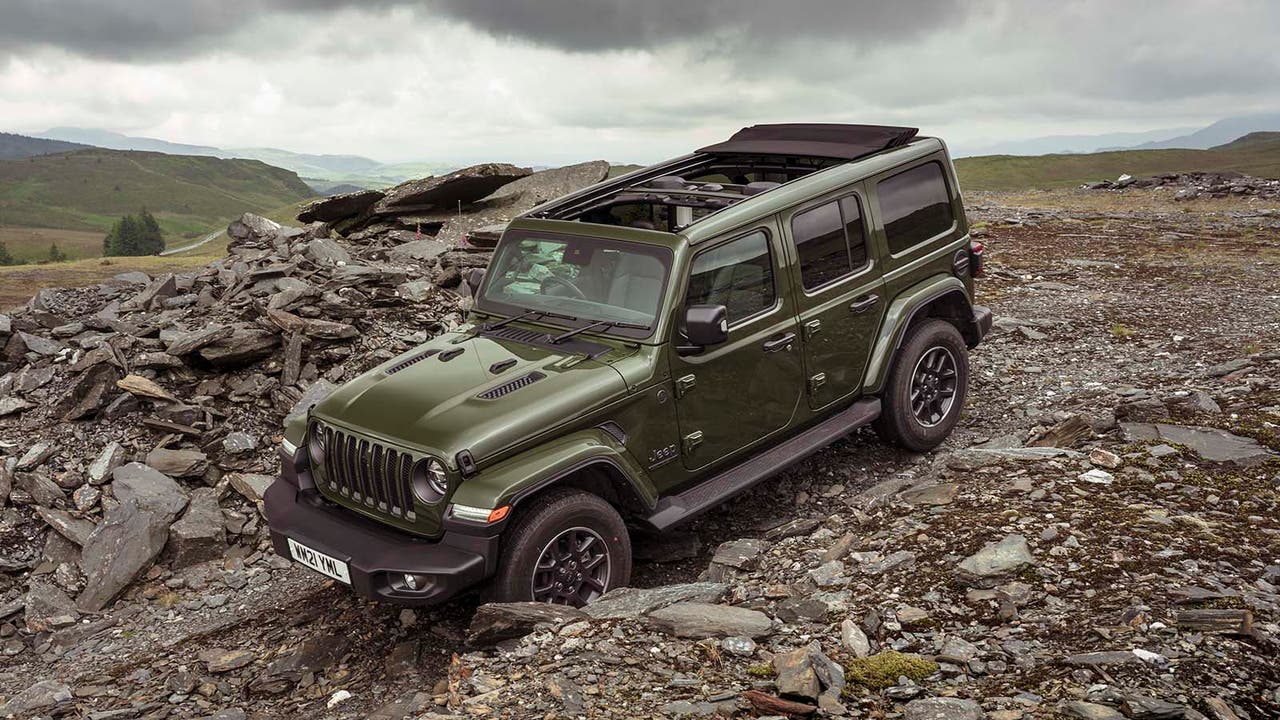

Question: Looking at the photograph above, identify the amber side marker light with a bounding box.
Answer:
[487,506,511,523]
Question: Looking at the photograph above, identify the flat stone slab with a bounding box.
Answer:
[1121,422,1274,467]
[297,189,385,223]
[375,163,531,213]
[645,602,773,639]
[955,534,1035,587]
[584,582,727,620]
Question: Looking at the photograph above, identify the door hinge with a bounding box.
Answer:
[682,430,704,454]
[675,374,696,398]
[803,318,822,339]
[808,372,827,394]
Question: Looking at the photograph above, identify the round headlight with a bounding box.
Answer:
[412,459,448,504]
[307,422,326,466]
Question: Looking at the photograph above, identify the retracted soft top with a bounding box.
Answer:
[697,123,919,160]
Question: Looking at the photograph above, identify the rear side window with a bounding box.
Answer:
[792,195,871,291]
[878,162,954,254]
[686,230,775,325]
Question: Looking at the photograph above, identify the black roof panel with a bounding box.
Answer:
[697,123,919,161]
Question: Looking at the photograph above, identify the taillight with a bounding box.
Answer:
[969,241,985,277]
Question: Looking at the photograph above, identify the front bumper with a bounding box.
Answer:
[970,305,994,347]
[264,479,496,606]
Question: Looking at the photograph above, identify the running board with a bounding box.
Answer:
[641,398,881,532]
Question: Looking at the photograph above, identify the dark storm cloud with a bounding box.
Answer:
[423,0,969,53]
[0,0,402,60]
[0,0,966,61]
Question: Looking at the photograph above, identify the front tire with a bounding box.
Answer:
[490,488,631,606]
[874,318,970,452]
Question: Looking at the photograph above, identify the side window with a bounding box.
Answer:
[686,230,775,325]
[792,201,848,289]
[840,196,869,267]
[792,195,871,291]
[878,162,954,255]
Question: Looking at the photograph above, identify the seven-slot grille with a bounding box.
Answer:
[316,424,417,520]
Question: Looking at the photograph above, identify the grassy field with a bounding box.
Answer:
[0,226,109,263]
[956,132,1280,191]
[0,253,221,310]
[0,148,315,238]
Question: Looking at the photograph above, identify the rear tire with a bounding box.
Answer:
[489,488,631,606]
[874,318,969,452]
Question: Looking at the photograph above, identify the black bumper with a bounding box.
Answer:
[970,305,994,346]
[264,479,495,606]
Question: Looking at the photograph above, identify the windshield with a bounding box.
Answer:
[479,231,672,336]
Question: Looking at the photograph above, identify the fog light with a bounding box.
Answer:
[402,573,430,591]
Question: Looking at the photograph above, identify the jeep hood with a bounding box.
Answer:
[311,330,631,467]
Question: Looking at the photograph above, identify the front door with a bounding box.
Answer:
[671,226,804,472]
[784,192,886,409]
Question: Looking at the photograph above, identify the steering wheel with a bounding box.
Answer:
[540,275,588,300]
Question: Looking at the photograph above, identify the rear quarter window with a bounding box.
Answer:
[877,161,954,255]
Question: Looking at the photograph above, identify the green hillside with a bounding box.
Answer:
[0,132,90,161]
[0,148,315,238]
[955,132,1280,191]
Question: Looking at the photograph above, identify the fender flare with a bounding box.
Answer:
[862,274,973,396]
[448,428,656,514]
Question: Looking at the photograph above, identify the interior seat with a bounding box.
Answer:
[607,254,665,316]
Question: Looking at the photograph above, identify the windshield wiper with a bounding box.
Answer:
[549,319,648,344]
[481,308,545,332]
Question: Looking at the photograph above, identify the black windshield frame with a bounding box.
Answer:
[475,230,674,341]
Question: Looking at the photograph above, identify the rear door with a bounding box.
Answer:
[783,189,887,410]
[670,224,804,471]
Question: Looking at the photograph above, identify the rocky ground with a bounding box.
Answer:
[0,180,1277,719]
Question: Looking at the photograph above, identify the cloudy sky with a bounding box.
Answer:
[1,0,1277,165]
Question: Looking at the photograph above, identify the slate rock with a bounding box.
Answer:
[646,602,773,639]
[198,328,280,367]
[285,379,337,424]
[78,500,169,610]
[468,602,588,646]
[773,646,821,701]
[376,163,531,212]
[955,534,1034,587]
[840,618,872,657]
[480,160,610,208]
[903,697,985,720]
[0,396,33,417]
[228,473,275,506]
[23,581,80,632]
[0,680,73,716]
[199,647,256,673]
[305,236,352,266]
[36,506,96,546]
[388,238,450,264]
[146,447,209,478]
[228,212,281,240]
[166,325,234,355]
[88,441,128,484]
[297,189,385,223]
[111,462,189,523]
[1059,701,1125,719]
[584,582,728,620]
[1121,423,1274,467]
[17,470,64,506]
[900,483,960,506]
[168,488,227,569]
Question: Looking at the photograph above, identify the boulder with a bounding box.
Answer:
[77,500,170,611]
[480,160,610,208]
[305,236,352,266]
[228,473,275,506]
[111,462,189,523]
[468,602,589,646]
[166,325,234,355]
[168,488,226,569]
[645,602,773,639]
[773,646,821,701]
[228,212,281,241]
[388,238,450,264]
[297,189,385,223]
[23,581,79,632]
[955,534,1035,587]
[0,680,73,717]
[198,327,280,367]
[375,163,531,213]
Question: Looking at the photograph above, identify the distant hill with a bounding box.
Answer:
[1132,113,1280,150]
[34,127,416,189]
[956,126,1197,158]
[0,132,91,161]
[0,148,315,238]
[955,133,1280,191]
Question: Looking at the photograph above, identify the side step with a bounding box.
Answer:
[641,398,881,532]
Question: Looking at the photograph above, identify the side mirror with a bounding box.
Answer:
[684,304,728,346]
[465,268,486,296]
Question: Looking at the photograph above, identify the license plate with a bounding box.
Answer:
[287,537,351,585]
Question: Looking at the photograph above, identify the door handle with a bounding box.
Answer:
[849,295,880,314]
[762,333,796,353]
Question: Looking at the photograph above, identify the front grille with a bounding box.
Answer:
[317,425,417,520]
[476,371,545,400]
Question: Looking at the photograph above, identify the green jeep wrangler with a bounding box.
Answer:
[265,123,992,607]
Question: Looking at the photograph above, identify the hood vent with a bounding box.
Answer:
[485,326,550,344]
[385,349,438,375]
[476,371,546,400]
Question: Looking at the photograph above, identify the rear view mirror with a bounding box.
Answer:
[684,304,728,346]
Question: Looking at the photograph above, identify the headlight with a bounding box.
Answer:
[307,421,326,466]
[412,458,448,504]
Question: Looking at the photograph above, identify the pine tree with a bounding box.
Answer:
[102,211,166,257]
[0,240,15,266]
[46,242,67,263]
[138,208,164,255]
